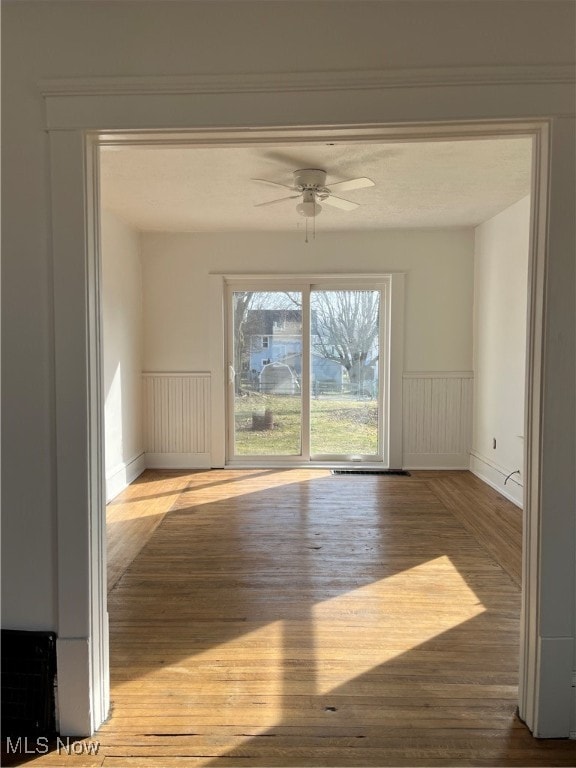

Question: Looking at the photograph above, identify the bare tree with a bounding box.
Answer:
[232,292,255,393]
[311,290,379,391]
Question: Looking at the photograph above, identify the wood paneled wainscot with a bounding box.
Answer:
[143,372,211,468]
[403,371,473,469]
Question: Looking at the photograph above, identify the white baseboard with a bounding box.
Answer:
[403,452,470,470]
[105,452,146,502]
[56,638,91,737]
[106,451,211,494]
[145,452,211,469]
[469,451,523,508]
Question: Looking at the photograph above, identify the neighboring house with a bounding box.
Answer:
[246,309,303,371]
[249,333,301,372]
[247,309,372,394]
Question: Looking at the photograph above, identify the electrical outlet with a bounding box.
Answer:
[492,438,497,449]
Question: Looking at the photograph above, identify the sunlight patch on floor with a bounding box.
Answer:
[312,555,486,694]
[107,502,173,521]
[172,469,330,506]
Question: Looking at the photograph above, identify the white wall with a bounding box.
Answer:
[101,210,145,500]
[141,229,474,373]
[471,196,530,506]
[1,0,574,740]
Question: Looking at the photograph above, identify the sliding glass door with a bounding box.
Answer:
[230,290,304,457]
[227,280,387,464]
[310,289,381,459]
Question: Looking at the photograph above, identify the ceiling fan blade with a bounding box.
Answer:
[252,178,295,190]
[260,150,316,169]
[254,195,300,208]
[323,195,359,211]
[328,177,375,193]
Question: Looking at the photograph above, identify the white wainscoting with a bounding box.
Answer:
[402,371,473,469]
[143,372,211,468]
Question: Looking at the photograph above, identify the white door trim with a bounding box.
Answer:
[49,132,109,735]
[38,64,575,98]
[39,64,573,131]
[44,69,574,737]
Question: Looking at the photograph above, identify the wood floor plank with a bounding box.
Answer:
[15,469,575,767]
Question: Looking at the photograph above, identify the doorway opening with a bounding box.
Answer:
[53,121,552,736]
[96,127,537,734]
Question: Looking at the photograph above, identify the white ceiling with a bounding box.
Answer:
[100,137,532,233]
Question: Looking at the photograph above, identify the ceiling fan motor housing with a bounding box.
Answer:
[293,168,327,191]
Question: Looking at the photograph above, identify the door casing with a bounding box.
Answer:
[42,70,574,738]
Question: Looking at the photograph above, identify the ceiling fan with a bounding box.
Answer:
[252,168,375,218]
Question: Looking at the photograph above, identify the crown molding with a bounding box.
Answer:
[39,65,575,98]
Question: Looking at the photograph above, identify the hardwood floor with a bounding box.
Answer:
[106,469,202,592]
[19,469,576,766]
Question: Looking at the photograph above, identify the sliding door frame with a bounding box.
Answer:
[220,273,404,468]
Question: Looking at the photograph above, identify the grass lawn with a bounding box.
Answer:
[234,393,379,456]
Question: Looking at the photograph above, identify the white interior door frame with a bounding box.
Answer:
[43,68,575,738]
[49,131,109,736]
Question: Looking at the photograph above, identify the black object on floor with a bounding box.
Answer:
[1,629,57,737]
[331,469,411,476]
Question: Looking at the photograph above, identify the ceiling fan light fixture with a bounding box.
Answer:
[296,200,322,218]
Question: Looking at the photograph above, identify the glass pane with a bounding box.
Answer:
[232,291,302,456]
[310,290,380,456]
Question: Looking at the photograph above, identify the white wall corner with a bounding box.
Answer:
[469,450,523,508]
[105,452,146,503]
[56,638,92,737]
[472,196,529,512]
